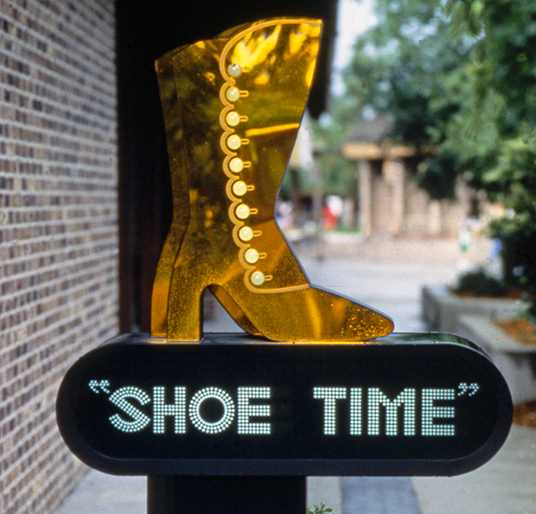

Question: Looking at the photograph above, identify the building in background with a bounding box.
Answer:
[343,116,484,238]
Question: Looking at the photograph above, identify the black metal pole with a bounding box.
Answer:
[147,476,306,514]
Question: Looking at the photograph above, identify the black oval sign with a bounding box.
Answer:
[56,332,512,476]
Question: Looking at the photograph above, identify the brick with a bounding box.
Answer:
[0,1,117,513]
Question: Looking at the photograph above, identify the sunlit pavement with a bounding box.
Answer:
[413,425,536,514]
[52,472,146,514]
[52,236,536,514]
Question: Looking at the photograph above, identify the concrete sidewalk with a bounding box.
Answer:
[54,424,536,514]
[52,239,536,514]
[414,425,536,514]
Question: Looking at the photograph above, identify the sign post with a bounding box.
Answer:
[56,17,513,513]
[147,476,305,514]
[57,332,512,511]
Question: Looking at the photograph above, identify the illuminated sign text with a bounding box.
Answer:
[56,333,512,476]
[90,383,476,438]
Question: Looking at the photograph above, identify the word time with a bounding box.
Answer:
[88,381,480,437]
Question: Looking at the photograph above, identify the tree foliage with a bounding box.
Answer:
[313,96,360,197]
[340,0,536,316]
[343,0,469,147]
[445,0,536,315]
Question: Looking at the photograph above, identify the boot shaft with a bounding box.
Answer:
[156,20,322,232]
[151,19,394,341]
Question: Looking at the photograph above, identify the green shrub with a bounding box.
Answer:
[454,268,508,297]
[307,503,333,514]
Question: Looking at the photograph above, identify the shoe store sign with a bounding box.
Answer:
[56,333,512,477]
[56,18,512,480]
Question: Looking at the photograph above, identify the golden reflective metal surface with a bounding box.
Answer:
[151,18,394,342]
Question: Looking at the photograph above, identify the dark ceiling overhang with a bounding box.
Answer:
[116,0,338,119]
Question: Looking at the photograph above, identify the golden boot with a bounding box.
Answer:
[151,18,394,341]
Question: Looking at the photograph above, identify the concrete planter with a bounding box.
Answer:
[456,314,536,404]
[421,284,527,333]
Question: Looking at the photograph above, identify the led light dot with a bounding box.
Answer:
[227,135,242,150]
[245,248,259,263]
[350,388,363,436]
[226,111,241,127]
[153,386,186,434]
[228,63,242,77]
[232,181,247,196]
[108,387,151,433]
[226,87,241,102]
[251,271,265,286]
[237,387,271,435]
[188,387,235,434]
[368,388,416,436]
[422,389,455,436]
[239,226,253,242]
[235,204,250,220]
[313,387,347,435]
[229,157,244,173]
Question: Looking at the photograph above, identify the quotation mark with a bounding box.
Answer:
[89,380,111,394]
[458,383,479,397]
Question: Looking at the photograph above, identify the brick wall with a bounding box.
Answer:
[0,1,118,513]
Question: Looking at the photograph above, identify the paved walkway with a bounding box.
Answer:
[53,236,536,514]
[413,425,536,514]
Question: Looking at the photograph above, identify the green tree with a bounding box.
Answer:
[441,0,536,317]
[341,0,473,197]
[343,0,468,143]
[313,96,360,197]
[340,0,536,319]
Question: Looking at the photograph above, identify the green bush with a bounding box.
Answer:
[307,503,333,514]
[454,268,508,297]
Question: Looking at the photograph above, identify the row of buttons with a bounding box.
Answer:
[221,62,267,287]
